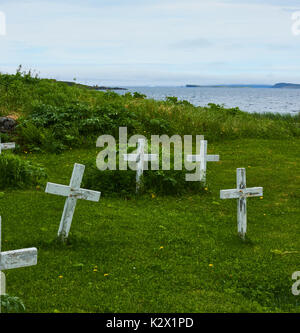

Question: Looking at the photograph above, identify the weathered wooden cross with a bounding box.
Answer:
[0,137,15,154]
[0,216,37,296]
[45,163,101,241]
[187,140,219,183]
[123,138,158,192]
[220,168,263,240]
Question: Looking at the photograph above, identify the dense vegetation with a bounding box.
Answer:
[0,68,299,155]
[0,69,299,313]
[0,154,46,189]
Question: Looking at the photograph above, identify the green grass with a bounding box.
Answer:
[1,138,299,313]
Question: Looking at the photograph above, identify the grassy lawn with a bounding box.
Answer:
[1,138,299,313]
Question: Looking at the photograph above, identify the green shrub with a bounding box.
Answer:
[0,294,26,313]
[83,154,204,197]
[0,154,47,189]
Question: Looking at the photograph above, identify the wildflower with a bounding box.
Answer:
[93,269,98,272]
[260,196,263,200]
[209,264,213,267]
[151,193,156,199]
[104,273,109,277]
[58,275,63,279]
[159,246,164,249]
[204,187,208,191]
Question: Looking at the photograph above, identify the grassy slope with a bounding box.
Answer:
[1,138,299,313]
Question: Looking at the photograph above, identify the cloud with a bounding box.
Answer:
[0,0,299,85]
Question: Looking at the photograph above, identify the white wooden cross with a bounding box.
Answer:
[0,137,15,154]
[0,216,37,296]
[187,140,219,183]
[220,168,263,239]
[45,163,101,241]
[123,138,158,193]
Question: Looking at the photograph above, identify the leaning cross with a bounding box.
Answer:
[0,216,37,297]
[220,168,263,240]
[124,138,158,193]
[0,137,15,154]
[45,163,101,241]
[187,140,219,183]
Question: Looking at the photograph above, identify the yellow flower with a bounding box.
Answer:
[104,273,109,277]
[204,187,208,191]
[151,193,156,199]
[260,196,263,200]
[209,264,213,267]
[58,275,63,279]
[159,246,164,249]
[93,269,98,272]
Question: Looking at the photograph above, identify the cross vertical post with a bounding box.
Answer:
[237,168,247,238]
[58,163,85,240]
[136,138,145,193]
[0,271,5,295]
[124,138,158,193]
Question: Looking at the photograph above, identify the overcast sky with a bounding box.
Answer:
[0,0,300,86]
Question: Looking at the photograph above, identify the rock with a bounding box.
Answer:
[0,117,17,133]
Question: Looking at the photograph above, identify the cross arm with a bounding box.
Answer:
[186,155,199,162]
[123,154,138,162]
[45,182,70,197]
[123,154,157,162]
[186,154,219,162]
[207,155,220,162]
[144,154,157,161]
[0,142,15,150]
[0,248,37,270]
[244,187,263,197]
[220,189,241,199]
[220,187,263,199]
[70,188,101,202]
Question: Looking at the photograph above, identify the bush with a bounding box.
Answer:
[0,154,47,189]
[83,155,204,197]
[0,294,26,313]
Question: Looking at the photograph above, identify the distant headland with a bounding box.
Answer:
[59,80,127,91]
[186,83,300,89]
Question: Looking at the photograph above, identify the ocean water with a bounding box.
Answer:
[115,86,300,114]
